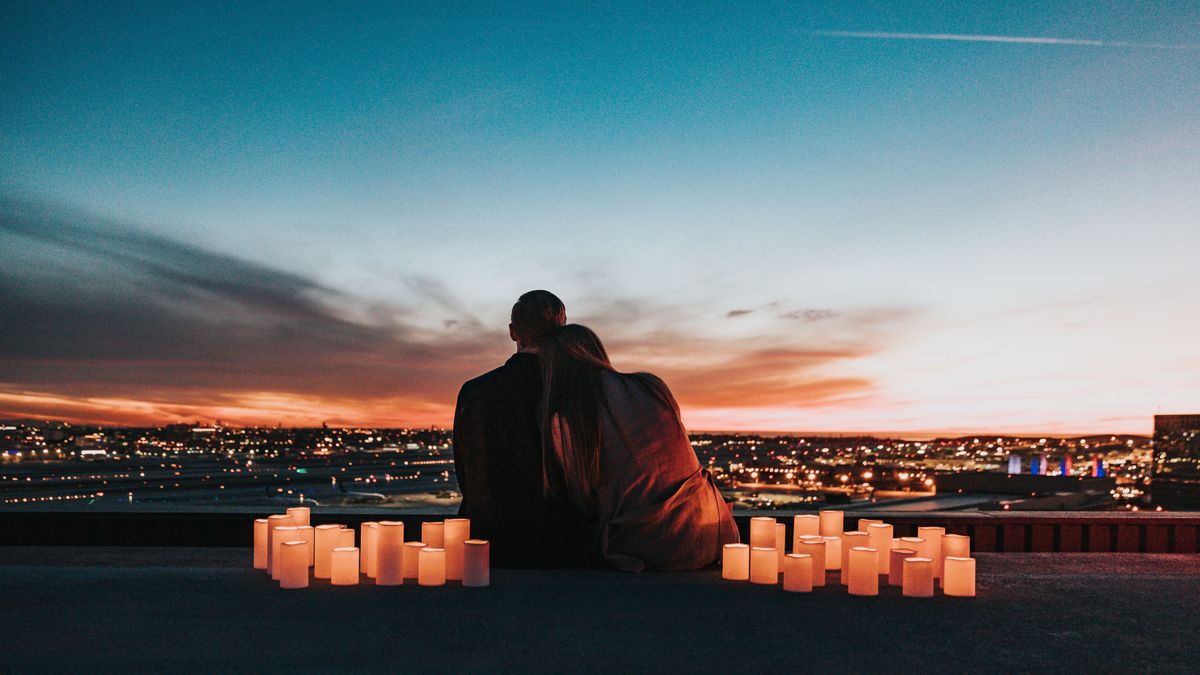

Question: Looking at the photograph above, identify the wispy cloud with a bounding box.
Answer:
[805,30,1200,50]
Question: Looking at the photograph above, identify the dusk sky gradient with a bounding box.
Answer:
[2,1,1198,435]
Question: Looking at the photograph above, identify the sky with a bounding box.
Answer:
[1,1,1198,436]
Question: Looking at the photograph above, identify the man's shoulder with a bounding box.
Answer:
[459,355,538,398]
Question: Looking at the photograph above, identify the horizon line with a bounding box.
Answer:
[804,29,1200,50]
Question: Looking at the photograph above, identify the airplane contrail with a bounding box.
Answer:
[805,30,1200,50]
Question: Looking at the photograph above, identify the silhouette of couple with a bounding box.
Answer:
[453,291,738,572]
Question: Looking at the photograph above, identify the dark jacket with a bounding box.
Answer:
[453,352,587,567]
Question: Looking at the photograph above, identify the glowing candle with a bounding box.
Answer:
[775,523,786,565]
[375,521,405,586]
[722,543,750,581]
[783,554,813,593]
[463,539,490,587]
[271,526,301,581]
[296,525,314,566]
[888,548,916,587]
[866,523,894,573]
[253,518,268,570]
[847,547,879,596]
[941,534,971,583]
[279,541,309,589]
[336,527,354,548]
[403,542,425,579]
[796,537,826,586]
[839,531,868,585]
[918,527,946,578]
[313,524,343,579]
[902,557,934,598]
[823,536,842,571]
[943,556,976,597]
[418,547,446,586]
[749,517,776,549]
[331,547,359,586]
[819,510,844,537]
[901,536,927,561]
[857,518,882,533]
[286,506,310,527]
[444,518,470,581]
[422,521,444,548]
[266,514,293,576]
[749,547,778,584]
[793,514,820,540]
[363,523,380,578]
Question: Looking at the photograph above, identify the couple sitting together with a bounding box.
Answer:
[453,290,739,572]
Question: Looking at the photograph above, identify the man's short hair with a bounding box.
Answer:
[511,290,566,347]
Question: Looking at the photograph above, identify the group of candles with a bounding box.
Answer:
[252,507,491,590]
[722,511,976,597]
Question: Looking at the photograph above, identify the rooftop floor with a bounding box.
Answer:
[2,547,1198,673]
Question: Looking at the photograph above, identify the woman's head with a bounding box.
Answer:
[539,324,613,502]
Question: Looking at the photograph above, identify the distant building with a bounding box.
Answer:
[1151,414,1200,508]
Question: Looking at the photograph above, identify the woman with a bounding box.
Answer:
[539,324,739,572]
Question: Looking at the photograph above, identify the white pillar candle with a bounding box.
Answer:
[313,524,343,579]
[271,526,301,581]
[941,534,971,582]
[796,537,826,587]
[330,547,359,586]
[463,539,490,587]
[279,541,309,589]
[363,523,380,578]
[336,527,354,548]
[847,547,879,596]
[822,536,842,570]
[793,514,820,540]
[902,557,934,597]
[286,506,310,527]
[866,523,894,573]
[722,543,750,581]
[749,517,776,549]
[266,514,293,576]
[901,536,928,561]
[891,537,901,549]
[296,525,314,566]
[783,554,813,593]
[775,523,786,565]
[444,518,470,581]
[888,548,916,587]
[918,527,946,578]
[857,518,882,533]
[943,556,976,597]
[818,510,843,537]
[749,547,778,584]
[839,532,868,585]
[403,542,425,579]
[418,547,446,586]
[422,521,444,548]
[375,521,405,586]
[253,518,268,570]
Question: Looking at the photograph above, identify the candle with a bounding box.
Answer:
[444,518,470,581]
[330,547,359,586]
[265,514,293,576]
[902,557,934,598]
[775,523,786,566]
[296,525,314,566]
[722,543,750,581]
[313,524,343,579]
[463,539,490,587]
[901,536,927,561]
[422,521,444,548]
[866,523,894,573]
[793,514,820,540]
[941,534,971,583]
[749,547,778,584]
[822,536,842,571]
[375,521,405,586]
[857,518,882,533]
[253,518,268,570]
[888,548,916,587]
[839,532,868,585]
[796,537,826,587]
[286,506,310,527]
[749,517,776,549]
[918,527,946,578]
[363,522,380,578]
[336,527,354,548]
[418,547,446,586]
[783,554,813,593]
[271,526,301,581]
[818,510,843,537]
[847,547,879,596]
[403,542,425,579]
[943,556,976,597]
[279,541,309,589]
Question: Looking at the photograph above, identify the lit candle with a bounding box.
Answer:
[444,518,470,581]
[888,548,916,587]
[839,531,868,585]
[463,539,490,587]
[253,518,268,570]
[418,547,446,586]
[749,547,778,584]
[330,547,359,586]
[279,540,309,589]
[793,514,820,540]
[822,536,842,571]
[857,518,882,533]
[775,523,786,566]
[422,521,444,548]
[375,521,405,586]
[783,554,813,593]
[818,510,844,537]
[336,527,354,548]
[286,506,310,527]
[749,517,776,549]
[313,524,343,579]
[796,537,826,586]
[941,534,971,584]
[866,523,894,573]
[847,547,879,596]
[265,514,293,576]
[722,543,750,581]
[363,522,380,578]
[403,542,426,579]
[918,527,946,578]
[900,536,927,561]
[296,525,314,566]
[271,526,301,581]
[943,556,976,597]
[902,557,934,598]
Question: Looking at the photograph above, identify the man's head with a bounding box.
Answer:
[509,290,566,352]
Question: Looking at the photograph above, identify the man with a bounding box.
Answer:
[452,290,586,567]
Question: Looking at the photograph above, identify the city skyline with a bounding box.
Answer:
[3,2,1198,435]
